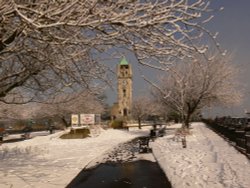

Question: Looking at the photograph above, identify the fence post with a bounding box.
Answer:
[245,127,250,156]
[235,130,246,152]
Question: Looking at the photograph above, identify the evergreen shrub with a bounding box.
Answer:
[111,120,124,129]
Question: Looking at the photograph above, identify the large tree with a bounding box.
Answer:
[0,101,41,120]
[34,92,105,127]
[0,0,220,103]
[0,92,105,128]
[152,55,241,129]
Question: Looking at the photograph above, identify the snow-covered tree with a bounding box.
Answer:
[132,96,157,129]
[34,92,105,127]
[0,102,40,120]
[0,0,220,103]
[152,55,242,129]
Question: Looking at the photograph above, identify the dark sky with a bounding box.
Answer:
[105,0,250,118]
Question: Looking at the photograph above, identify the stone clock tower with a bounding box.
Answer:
[116,57,132,119]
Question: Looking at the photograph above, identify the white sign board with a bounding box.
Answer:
[71,114,79,125]
[80,114,95,125]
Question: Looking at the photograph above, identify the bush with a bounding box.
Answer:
[60,128,90,139]
[167,111,181,123]
[111,120,124,129]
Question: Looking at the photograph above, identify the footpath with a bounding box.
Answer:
[0,129,148,188]
[1,123,249,188]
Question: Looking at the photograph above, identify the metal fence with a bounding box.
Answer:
[204,118,250,158]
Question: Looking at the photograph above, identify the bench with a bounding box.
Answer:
[139,137,150,153]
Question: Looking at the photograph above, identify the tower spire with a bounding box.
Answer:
[120,57,129,65]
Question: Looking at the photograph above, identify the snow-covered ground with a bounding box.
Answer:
[151,122,250,188]
[0,127,149,188]
[0,122,249,188]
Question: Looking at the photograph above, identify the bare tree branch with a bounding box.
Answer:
[0,0,221,103]
[152,54,242,128]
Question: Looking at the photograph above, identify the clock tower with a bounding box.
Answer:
[117,57,132,119]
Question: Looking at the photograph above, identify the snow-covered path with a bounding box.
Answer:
[0,128,148,188]
[152,123,250,188]
[1,123,250,188]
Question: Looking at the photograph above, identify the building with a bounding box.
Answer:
[111,57,132,120]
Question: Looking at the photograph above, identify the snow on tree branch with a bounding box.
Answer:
[0,0,221,103]
[152,54,242,128]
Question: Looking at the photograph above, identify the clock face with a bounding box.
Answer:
[122,80,127,86]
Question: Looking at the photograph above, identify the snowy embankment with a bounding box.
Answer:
[0,127,148,188]
[151,122,250,188]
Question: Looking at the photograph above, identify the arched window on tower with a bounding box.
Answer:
[123,108,128,116]
[123,89,126,97]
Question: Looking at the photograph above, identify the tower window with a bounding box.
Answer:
[123,108,128,116]
[121,65,129,69]
[123,89,126,97]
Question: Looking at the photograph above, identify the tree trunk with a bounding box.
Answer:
[61,116,69,127]
[183,113,191,129]
[138,118,142,129]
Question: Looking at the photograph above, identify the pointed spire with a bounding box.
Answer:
[120,57,129,65]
